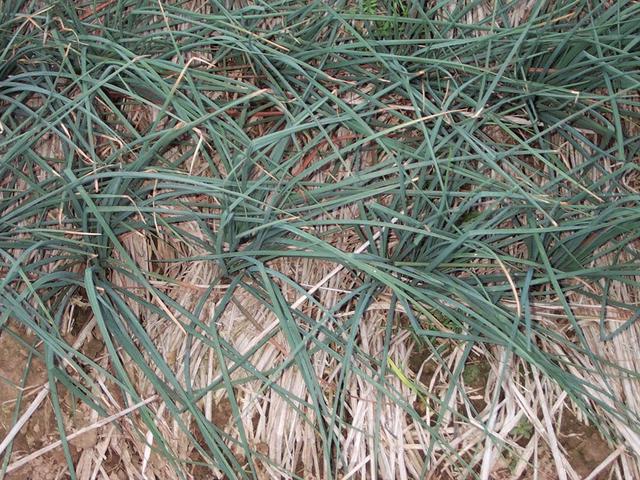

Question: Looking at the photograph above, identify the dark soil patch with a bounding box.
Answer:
[560,410,613,478]
[0,328,67,479]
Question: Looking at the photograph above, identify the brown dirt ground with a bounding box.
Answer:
[0,328,67,480]
[0,325,105,480]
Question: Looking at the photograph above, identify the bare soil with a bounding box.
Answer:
[0,328,66,479]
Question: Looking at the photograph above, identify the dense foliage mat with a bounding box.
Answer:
[1,0,639,478]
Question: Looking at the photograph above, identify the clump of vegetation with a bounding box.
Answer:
[1,0,639,478]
